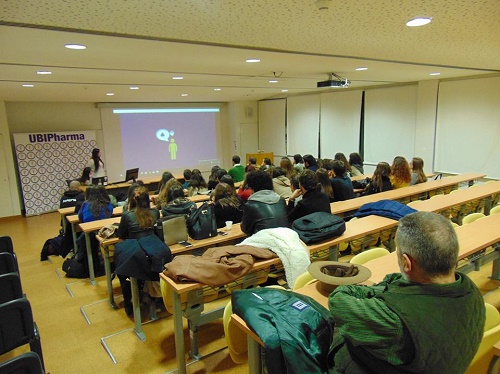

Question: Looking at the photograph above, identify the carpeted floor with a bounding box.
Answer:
[0,211,499,373]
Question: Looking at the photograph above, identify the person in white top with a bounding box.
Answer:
[86,148,106,178]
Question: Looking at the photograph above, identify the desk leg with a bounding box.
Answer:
[172,289,187,374]
[328,245,339,261]
[247,335,263,374]
[84,233,96,286]
[491,244,500,280]
[131,277,146,341]
[61,214,67,234]
[102,244,117,309]
[71,223,78,253]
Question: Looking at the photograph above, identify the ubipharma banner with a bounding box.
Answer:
[13,131,97,216]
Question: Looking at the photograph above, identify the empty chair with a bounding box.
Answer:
[0,236,19,274]
[465,303,500,374]
[490,205,500,215]
[293,271,316,290]
[0,252,17,275]
[0,272,23,304]
[0,351,44,374]
[350,247,390,265]
[0,298,45,373]
[462,212,486,225]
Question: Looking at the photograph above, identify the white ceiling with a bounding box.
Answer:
[1,0,499,103]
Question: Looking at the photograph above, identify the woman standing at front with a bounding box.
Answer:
[87,148,106,178]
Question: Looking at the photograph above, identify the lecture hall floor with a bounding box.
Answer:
[0,212,499,373]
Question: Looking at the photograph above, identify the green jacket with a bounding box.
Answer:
[228,164,245,183]
[328,273,485,374]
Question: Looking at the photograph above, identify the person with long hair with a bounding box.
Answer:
[330,160,355,201]
[78,167,93,185]
[237,173,253,202]
[364,162,393,195]
[156,178,183,209]
[316,168,334,202]
[410,157,428,185]
[207,165,221,190]
[349,152,364,176]
[162,185,196,217]
[212,182,243,228]
[334,152,352,176]
[156,171,175,194]
[78,185,113,223]
[390,156,412,189]
[86,148,106,178]
[280,157,296,179]
[271,167,292,199]
[187,169,209,196]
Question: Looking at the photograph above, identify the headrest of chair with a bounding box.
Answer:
[308,261,371,293]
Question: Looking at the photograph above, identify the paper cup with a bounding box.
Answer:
[225,221,233,230]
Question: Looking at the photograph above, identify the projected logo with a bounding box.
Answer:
[156,129,178,160]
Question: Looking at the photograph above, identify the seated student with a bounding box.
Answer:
[156,178,183,210]
[77,167,92,186]
[293,154,305,173]
[208,168,228,191]
[364,162,393,195]
[390,156,412,189]
[260,157,273,171]
[245,157,257,173]
[212,182,243,228]
[187,169,209,196]
[287,169,331,223]
[161,185,196,217]
[271,167,292,199]
[117,189,160,316]
[207,165,221,191]
[330,160,355,202]
[303,154,318,172]
[182,169,192,189]
[60,180,85,210]
[316,168,334,202]
[328,212,485,373]
[288,174,302,207]
[280,157,296,179]
[237,174,253,203]
[334,152,352,177]
[349,152,364,176]
[241,170,288,235]
[410,157,428,185]
[120,181,145,210]
[155,171,175,194]
[219,174,235,189]
[228,155,245,183]
[78,185,114,223]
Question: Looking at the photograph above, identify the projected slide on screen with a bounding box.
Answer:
[103,108,220,181]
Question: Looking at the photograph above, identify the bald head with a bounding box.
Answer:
[69,181,82,191]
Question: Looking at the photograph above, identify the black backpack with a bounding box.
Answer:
[291,212,346,244]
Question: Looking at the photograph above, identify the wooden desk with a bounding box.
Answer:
[78,216,121,285]
[411,181,500,223]
[58,206,75,233]
[330,173,485,217]
[187,194,210,203]
[67,207,123,254]
[160,215,398,374]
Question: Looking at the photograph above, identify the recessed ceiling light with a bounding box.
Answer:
[269,80,278,83]
[181,93,188,97]
[246,58,261,63]
[429,72,441,76]
[37,70,52,75]
[172,76,184,80]
[106,93,114,96]
[22,84,34,87]
[214,88,221,91]
[64,44,87,50]
[129,86,139,90]
[406,17,432,27]
[355,67,368,71]
[281,89,288,92]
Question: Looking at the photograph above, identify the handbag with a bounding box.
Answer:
[154,215,188,245]
[186,202,218,240]
[98,223,118,239]
[292,212,346,244]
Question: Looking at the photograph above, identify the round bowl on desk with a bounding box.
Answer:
[308,261,372,293]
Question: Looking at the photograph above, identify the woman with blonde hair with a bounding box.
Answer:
[364,162,393,195]
[390,156,412,189]
[410,157,428,185]
[212,182,243,228]
[155,178,182,209]
[280,157,296,179]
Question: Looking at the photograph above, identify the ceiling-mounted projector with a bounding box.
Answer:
[317,72,350,88]
[317,79,350,88]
